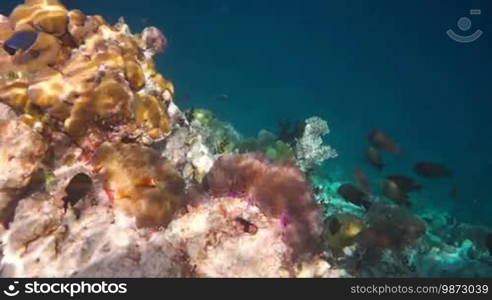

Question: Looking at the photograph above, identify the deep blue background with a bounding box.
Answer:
[1,1,491,225]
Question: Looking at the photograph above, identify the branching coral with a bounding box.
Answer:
[295,116,338,172]
[204,154,324,256]
[92,142,185,228]
[0,0,175,143]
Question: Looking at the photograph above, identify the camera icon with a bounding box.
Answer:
[447,9,483,43]
[3,281,20,297]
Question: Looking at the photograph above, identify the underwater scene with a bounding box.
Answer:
[0,0,491,278]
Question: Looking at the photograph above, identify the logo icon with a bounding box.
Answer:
[3,281,20,297]
[447,9,483,43]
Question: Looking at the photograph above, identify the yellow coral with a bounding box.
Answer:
[0,15,14,41]
[125,60,145,91]
[0,0,175,141]
[93,142,185,228]
[0,80,30,111]
[9,0,68,36]
[135,94,171,139]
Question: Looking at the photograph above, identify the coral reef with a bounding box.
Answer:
[0,0,489,279]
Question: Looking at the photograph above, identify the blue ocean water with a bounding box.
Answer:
[1,0,491,226]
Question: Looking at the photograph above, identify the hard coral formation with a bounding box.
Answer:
[10,0,69,37]
[204,154,324,257]
[0,0,174,143]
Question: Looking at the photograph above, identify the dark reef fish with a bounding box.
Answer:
[414,162,453,178]
[367,147,384,170]
[381,179,412,207]
[368,130,400,155]
[337,184,372,210]
[64,173,93,207]
[353,167,372,193]
[3,31,38,56]
[450,186,459,201]
[386,175,422,193]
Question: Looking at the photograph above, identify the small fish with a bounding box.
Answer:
[353,167,372,194]
[180,93,190,103]
[367,147,384,170]
[368,130,400,155]
[337,184,372,210]
[486,233,492,255]
[386,175,421,193]
[381,179,411,207]
[328,217,342,235]
[450,186,459,201]
[215,94,229,101]
[3,31,38,56]
[235,217,258,235]
[414,162,452,178]
[65,173,92,206]
[137,177,158,188]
